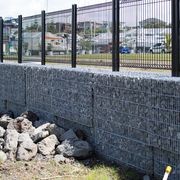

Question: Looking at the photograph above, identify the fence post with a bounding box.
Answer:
[0,17,3,63]
[112,0,119,71]
[18,15,22,63]
[172,0,180,77]
[71,4,77,68]
[41,10,46,65]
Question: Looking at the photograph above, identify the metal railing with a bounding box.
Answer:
[0,0,179,76]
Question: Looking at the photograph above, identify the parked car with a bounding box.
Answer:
[119,45,131,54]
[149,42,171,53]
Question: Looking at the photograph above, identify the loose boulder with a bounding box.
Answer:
[0,150,7,163]
[7,117,35,134]
[20,111,39,123]
[0,126,5,138]
[31,123,51,142]
[46,124,65,141]
[32,131,49,143]
[1,110,14,119]
[4,129,19,160]
[54,154,69,163]
[60,129,78,142]
[4,129,19,151]
[0,138,4,150]
[17,133,37,161]
[38,135,59,156]
[56,139,93,159]
[33,123,50,134]
[75,129,87,140]
[0,115,14,129]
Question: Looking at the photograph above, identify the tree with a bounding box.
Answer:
[25,20,42,32]
[80,39,92,51]
[47,21,58,34]
[47,43,53,51]
[165,34,172,51]
[139,18,168,28]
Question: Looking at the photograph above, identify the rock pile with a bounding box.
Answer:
[0,111,93,163]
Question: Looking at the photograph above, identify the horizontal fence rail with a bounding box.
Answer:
[0,0,179,76]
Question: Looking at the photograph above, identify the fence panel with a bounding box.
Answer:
[3,18,18,62]
[45,9,72,65]
[77,2,112,67]
[22,15,41,63]
[119,0,171,69]
[2,0,173,71]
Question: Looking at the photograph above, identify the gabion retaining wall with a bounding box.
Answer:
[0,63,179,179]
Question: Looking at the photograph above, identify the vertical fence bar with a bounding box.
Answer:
[0,17,3,63]
[18,15,22,63]
[172,0,180,76]
[112,0,119,71]
[71,4,77,68]
[41,10,46,65]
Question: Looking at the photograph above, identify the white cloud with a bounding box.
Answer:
[0,0,108,18]
[0,0,170,26]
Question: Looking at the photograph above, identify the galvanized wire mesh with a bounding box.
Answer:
[22,15,41,63]
[45,9,72,65]
[77,1,112,67]
[6,0,171,70]
[3,18,18,62]
[119,0,171,69]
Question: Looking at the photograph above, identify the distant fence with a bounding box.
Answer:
[0,0,180,76]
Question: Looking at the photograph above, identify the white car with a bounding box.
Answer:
[149,43,170,53]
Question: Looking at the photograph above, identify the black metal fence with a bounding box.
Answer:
[0,0,180,76]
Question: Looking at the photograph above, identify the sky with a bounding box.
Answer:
[0,0,106,18]
[0,0,171,26]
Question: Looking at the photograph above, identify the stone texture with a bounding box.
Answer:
[4,129,19,160]
[26,66,93,127]
[75,129,87,140]
[0,64,26,105]
[56,140,93,159]
[0,150,7,163]
[46,124,65,141]
[0,64,180,178]
[4,129,19,151]
[32,131,49,143]
[17,133,37,161]
[33,123,50,134]
[2,111,14,119]
[7,117,35,134]
[143,175,151,180]
[20,111,39,123]
[0,126,5,138]
[54,154,67,163]
[31,123,51,142]
[0,138,4,150]
[169,164,180,180]
[38,135,59,155]
[0,115,13,129]
[60,129,78,142]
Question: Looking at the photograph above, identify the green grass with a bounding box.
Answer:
[0,160,142,180]
[4,53,171,62]
[76,53,171,61]
[86,165,120,180]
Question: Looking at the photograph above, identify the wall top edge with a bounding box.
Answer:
[0,62,179,83]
